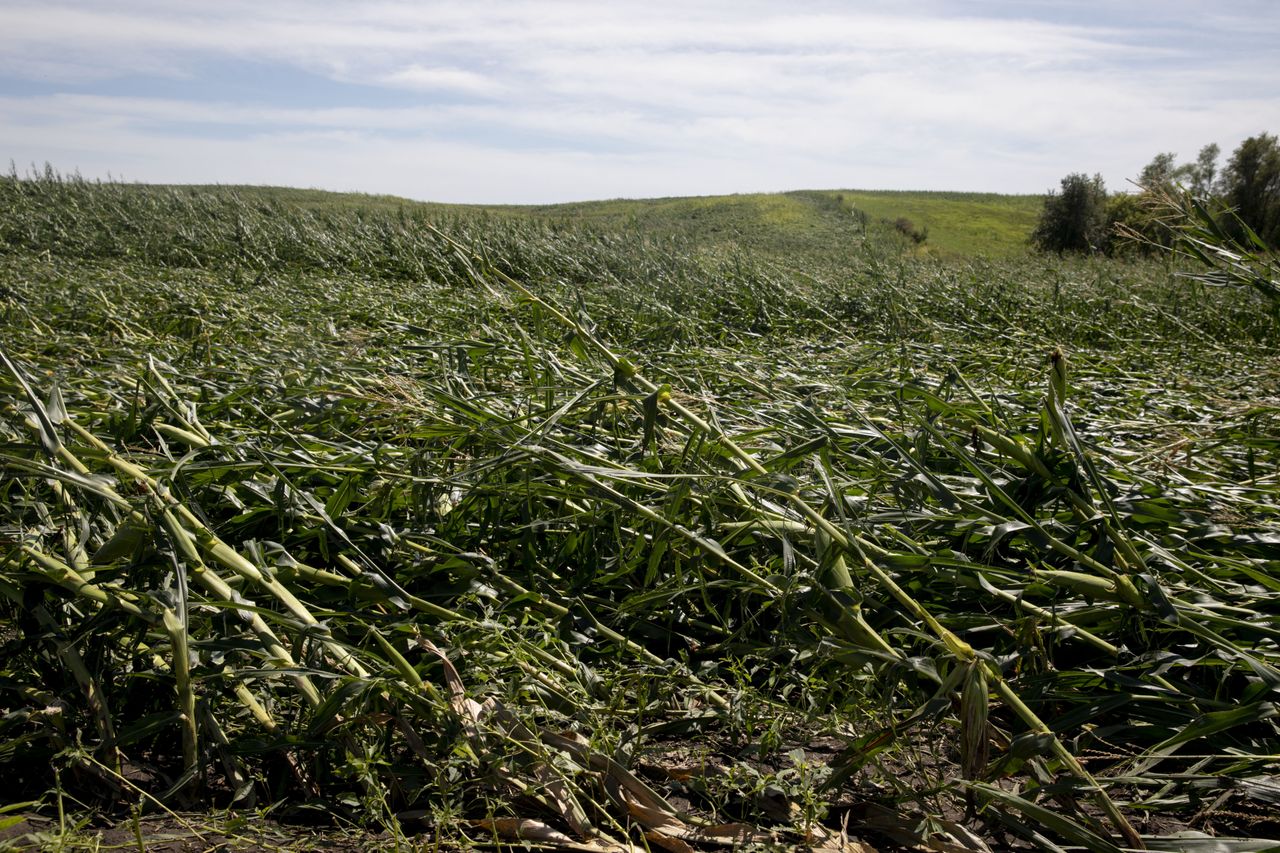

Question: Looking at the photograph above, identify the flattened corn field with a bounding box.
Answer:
[2,173,1279,851]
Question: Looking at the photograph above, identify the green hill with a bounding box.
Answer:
[823,190,1043,256]
[516,189,1042,257]
[181,184,1043,258]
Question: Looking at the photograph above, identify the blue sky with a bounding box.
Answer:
[2,1,1277,203]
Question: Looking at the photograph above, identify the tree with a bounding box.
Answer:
[1135,145,1219,197]
[1139,152,1182,189]
[1119,145,1222,253]
[1221,133,1280,247]
[1031,173,1109,253]
[1188,143,1220,198]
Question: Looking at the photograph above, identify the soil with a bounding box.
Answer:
[4,725,1278,851]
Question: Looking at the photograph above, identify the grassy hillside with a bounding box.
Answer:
[518,189,1043,258]
[176,183,1042,258]
[825,190,1043,256]
[2,173,1279,850]
[513,191,858,258]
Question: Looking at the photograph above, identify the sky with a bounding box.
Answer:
[2,1,1278,204]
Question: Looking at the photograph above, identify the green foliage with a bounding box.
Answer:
[1221,132,1280,247]
[1,173,1279,849]
[1132,185,1280,309]
[1139,151,1183,189]
[1189,142,1221,197]
[1031,173,1110,254]
[1108,144,1225,257]
[1129,136,1279,249]
[1104,192,1170,255]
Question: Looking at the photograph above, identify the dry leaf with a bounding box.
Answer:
[643,831,697,853]
[470,818,630,852]
[472,817,576,845]
[808,821,881,853]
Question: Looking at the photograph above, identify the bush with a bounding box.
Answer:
[1104,193,1169,255]
[891,216,928,245]
[1031,173,1109,254]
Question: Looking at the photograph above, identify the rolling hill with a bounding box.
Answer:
[183,184,1044,258]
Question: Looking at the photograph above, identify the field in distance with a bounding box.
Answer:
[185,183,1045,258]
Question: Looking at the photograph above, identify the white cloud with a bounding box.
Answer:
[0,1,1277,200]
[380,65,504,96]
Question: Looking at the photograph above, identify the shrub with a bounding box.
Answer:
[1104,192,1169,255]
[1031,173,1109,254]
[891,216,928,244]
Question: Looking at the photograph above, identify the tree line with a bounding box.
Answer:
[1032,132,1280,254]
